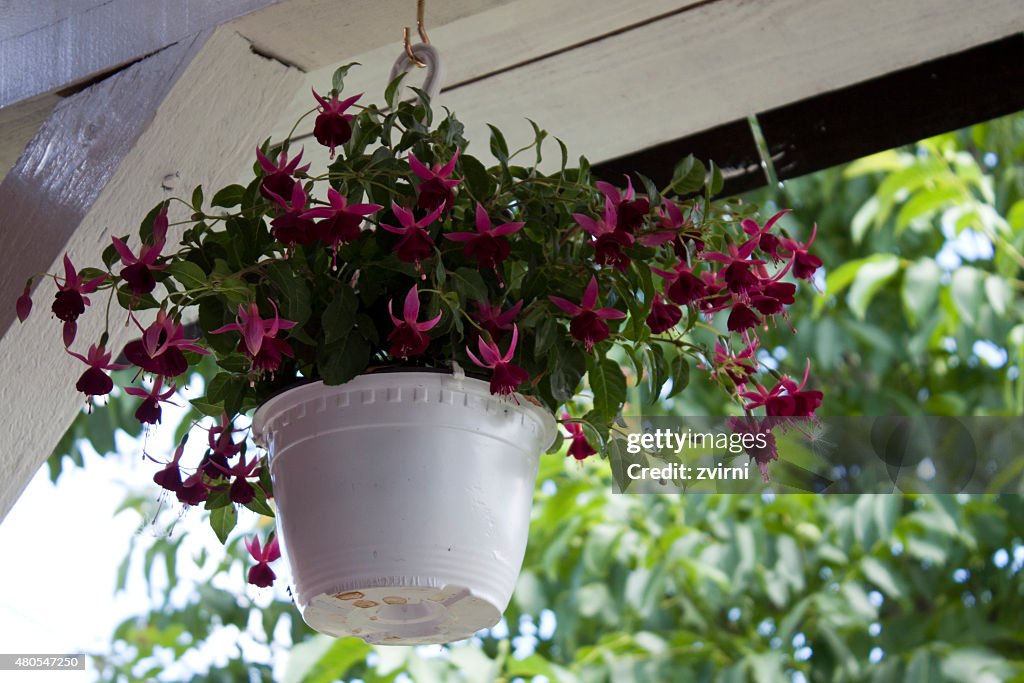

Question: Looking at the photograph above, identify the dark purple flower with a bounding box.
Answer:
[256,146,310,201]
[177,472,209,506]
[245,535,281,588]
[208,414,242,460]
[653,263,707,306]
[596,177,649,233]
[781,224,822,281]
[51,254,106,347]
[466,324,529,397]
[727,416,778,482]
[741,209,790,261]
[16,283,32,322]
[312,90,361,158]
[300,187,381,259]
[549,276,626,351]
[574,201,633,272]
[408,149,461,212]
[387,285,442,358]
[472,299,523,341]
[126,377,177,425]
[112,203,169,296]
[265,182,317,248]
[123,309,208,378]
[727,303,761,333]
[379,203,443,266]
[152,438,187,494]
[562,415,596,461]
[646,294,682,334]
[67,343,128,400]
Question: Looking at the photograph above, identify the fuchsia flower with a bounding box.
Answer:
[466,325,529,397]
[209,414,242,460]
[211,451,262,505]
[741,361,822,418]
[177,471,210,507]
[710,338,759,386]
[727,303,761,333]
[703,241,764,294]
[387,285,442,357]
[256,146,310,201]
[51,254,106,347]
[596,177,650,233]
[445,203,524,274]
[67,343,128,400]
[380,203,443,266]
[408,149,461,212]
[312,89,361,158]
[574,200,633,272]
[781,224,822,280]
[125,376,177,425]
[245,535,281,588]
[300,187,382,256]
[124,309,208,378]
[472,299,522,340]
[562,415,596,460]
[646,294,682,334]
[112,204,169,296]
[152,437,187,494]
[727,416,778,482]
[266,182,317,248]
[15,284,32,322]
[549,276,626,351]
[212,301,296,376]
[653,263,707,306]
[742,209,789,260]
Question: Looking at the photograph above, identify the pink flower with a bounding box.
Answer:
[123,309,208,378]
[379,203,443,266]
[741,209,789,260]
[549,276,626,351]
[265,182,317,248]
[211,301,296,376]
[15,283,32,322]
[125,376,178,425]
[596,177,649,233]
[562,415,596,460]
[445,203,523,274]
[711,338,758,387]
[638,199,692,248]
[408,149,461,212]
[245,535,281,588]
[472,299,523,340]
[387,285,442,357]
[466,325,529,397]
[312,89,361,158]
[208,414,242,460]
[152,438,187,494]
[781,224,822,280]
[646,294,682,334]
[67,343,128,399]
[703,241,764,294]
[574,201,633,272]
[51,254,106,347]
[741,362,822,418]
[256,146,310,201]
[300,187,382,254]
[111,203,169,296]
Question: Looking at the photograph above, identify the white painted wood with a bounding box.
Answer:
[275,0,1024,173]
[0,93,59,182]
[0,26,303,522]
[0,0,277,107]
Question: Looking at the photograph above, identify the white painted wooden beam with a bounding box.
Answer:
[273,0,1024,172]
[0,27,303,522]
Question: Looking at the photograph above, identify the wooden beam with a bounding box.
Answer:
[0,27,303,522]
[273,0,1024,175]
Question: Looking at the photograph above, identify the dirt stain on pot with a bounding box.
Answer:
[334,591,364,600]
[354,599,379,608]
[382,596,408,605]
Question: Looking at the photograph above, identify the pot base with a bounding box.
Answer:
[302,583,499,645]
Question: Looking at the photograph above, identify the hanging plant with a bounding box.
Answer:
[18,64,822,641]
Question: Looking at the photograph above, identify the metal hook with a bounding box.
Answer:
[403,0,430,68]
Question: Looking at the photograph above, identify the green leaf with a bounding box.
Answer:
[320,284,358,344]
[318,331,371,385]
[211,184,245,208]
[587,356,626,421]
[459,154,491,201]
[330,62,360,94]
[549,345,586,402]
[860,556,906,599]
[488,124,509,163]
[165,261,208,292]
[243,483,275,518]
[984,274,1012,316]
[901,258,941,325]
[265,261,312,325]
[666,352,690,398]
[951,266,985,327]
[209,505,237,545]
[847,254,900,320]
[191,185,204,212]
[669,155,706,195]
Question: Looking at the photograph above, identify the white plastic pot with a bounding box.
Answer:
[252,370,557,645]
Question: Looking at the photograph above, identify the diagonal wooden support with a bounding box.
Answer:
[0,26,303,522]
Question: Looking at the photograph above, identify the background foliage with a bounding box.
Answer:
[49,111,1024,682]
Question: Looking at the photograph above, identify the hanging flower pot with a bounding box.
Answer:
[18,55,823,644]
[252,370,555,644]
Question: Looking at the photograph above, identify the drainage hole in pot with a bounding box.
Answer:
[353,599,379,608]
[334,591,364,601]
